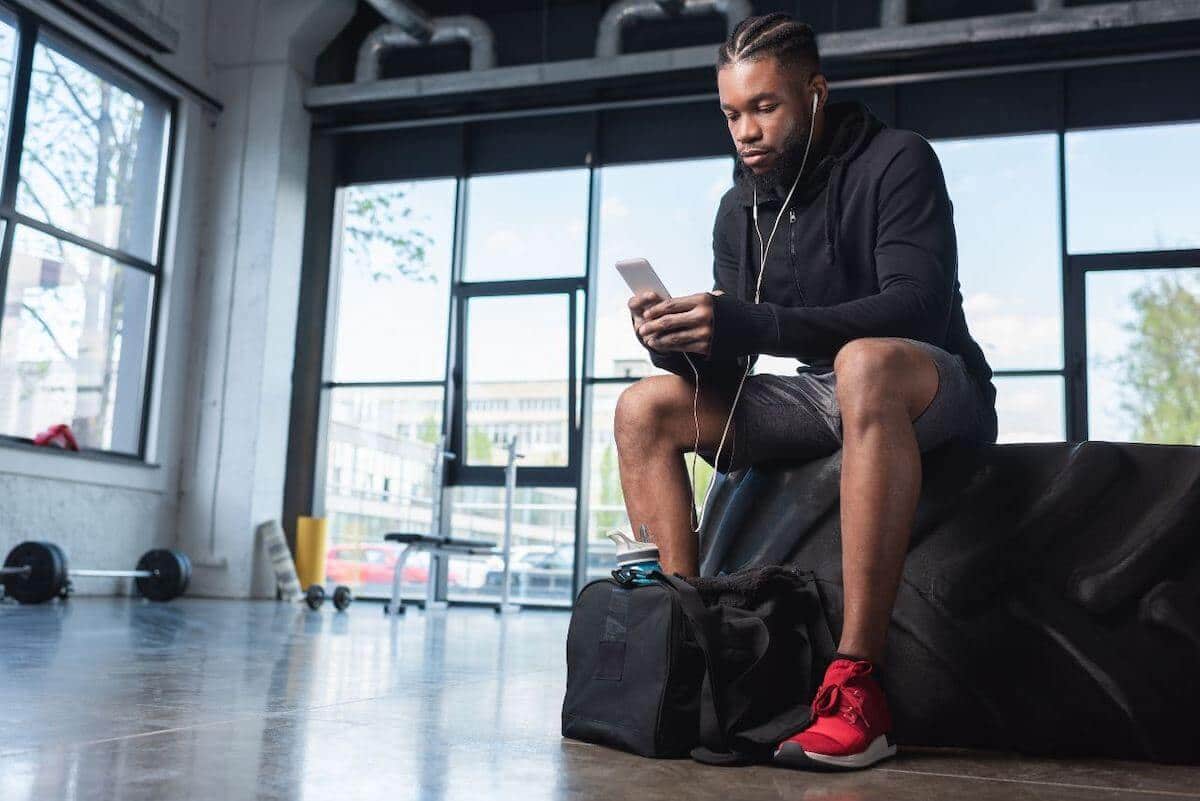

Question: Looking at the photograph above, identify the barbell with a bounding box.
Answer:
[304,583,353,612]
[0,542,191,604]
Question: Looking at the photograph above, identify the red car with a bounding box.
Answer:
[325,544,462,593]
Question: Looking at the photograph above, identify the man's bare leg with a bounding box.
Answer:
[613,374,736,576]
[833,338,940,665]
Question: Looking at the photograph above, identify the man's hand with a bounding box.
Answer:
[628,291,723,357]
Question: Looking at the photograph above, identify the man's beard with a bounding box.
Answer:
[743,120,814,199]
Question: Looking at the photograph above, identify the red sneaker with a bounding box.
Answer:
[774,657,897,770]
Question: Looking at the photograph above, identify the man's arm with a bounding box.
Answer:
[706,136,955,363]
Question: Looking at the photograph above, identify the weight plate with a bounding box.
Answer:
[332,585,353,611]
[305,584,325,610]
[3,541,66,604]
[134,549,191,602]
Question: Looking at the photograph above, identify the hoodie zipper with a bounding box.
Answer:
[789,208,806,304]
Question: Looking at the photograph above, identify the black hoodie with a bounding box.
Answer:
[646,100,997,417]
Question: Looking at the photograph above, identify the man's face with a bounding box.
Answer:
[718,58,814,192]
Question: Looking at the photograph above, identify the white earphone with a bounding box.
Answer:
[683,89,821,533]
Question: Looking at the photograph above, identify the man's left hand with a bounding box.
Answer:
[638,291,722,357]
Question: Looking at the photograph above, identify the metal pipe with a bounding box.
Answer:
[429,16,496,71]
[597,0,670,58]
[316,0,1200,112]
[362,0,432,37]
[356,24,421,82]
[880,0,908,27]
[596,0,753,58]
[314,44,1200,135]
[356,0,495,81]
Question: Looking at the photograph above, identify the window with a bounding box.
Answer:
[930,134,1066,444]
[462,168,589,282]
[1067,122,1200,254]
[0,23,171,455]
[1086,268,1200,445]
[0,226,153,452]
[992,376,1065,443]
[593,157,733,377]
[463,293,570,467]
[445,484,578,606]
[328,180,456,382]
[932,134,1063,372]
[318,177,458,597]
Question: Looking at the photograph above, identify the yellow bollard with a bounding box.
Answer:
[295,516,329,589]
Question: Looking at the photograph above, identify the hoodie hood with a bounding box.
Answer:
[733,99,886,265]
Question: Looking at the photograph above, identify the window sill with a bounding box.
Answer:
[0,436,167,494]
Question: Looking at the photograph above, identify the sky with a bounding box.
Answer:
[326,120,1200,446]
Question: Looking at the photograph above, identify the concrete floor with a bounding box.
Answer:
[1,598,1197,801]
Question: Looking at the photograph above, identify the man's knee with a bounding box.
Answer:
[614,374,693,449]
[834,338,912,418]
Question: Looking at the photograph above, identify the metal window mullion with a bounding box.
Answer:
[135,92,179,460]
[445,174,468,489]
[0,209,160,274]
[988,371,1065,381]
[456,276,587,297]
[322,379,448,390]
[0,9,36,322]
[1058,76,1087,442]
[435,168,468,604]
[0,9,34,210]
[1067,249,1200,271]
[574,144,602,597]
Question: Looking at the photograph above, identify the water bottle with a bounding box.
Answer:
[607,526,663,586]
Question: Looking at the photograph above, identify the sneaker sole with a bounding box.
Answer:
[773,733,897,771]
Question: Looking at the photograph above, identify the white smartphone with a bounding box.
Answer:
[616,257,672,300]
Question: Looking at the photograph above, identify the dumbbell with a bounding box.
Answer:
[0,542,191,604]
[304,584,352,612]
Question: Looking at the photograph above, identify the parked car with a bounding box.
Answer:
[324,543,467,597]
[482,542,618,599]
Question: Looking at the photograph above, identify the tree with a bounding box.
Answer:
[1115,274,1200,445]
[342,184,437,283]
[595,444,624,529]
[469,428,495,463]
[417,415,441,445]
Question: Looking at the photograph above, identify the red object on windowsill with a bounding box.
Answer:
[33,424,79,451]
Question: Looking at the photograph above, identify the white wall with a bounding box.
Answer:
[0,0,354,598]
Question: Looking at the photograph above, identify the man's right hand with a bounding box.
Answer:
[628,291,666,352]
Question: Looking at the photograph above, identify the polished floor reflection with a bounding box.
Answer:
[1,598,1197,801]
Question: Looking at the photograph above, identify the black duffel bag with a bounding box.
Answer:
[561,564,835,763]
[561,571,705,757]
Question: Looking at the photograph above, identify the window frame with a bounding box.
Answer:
[298,63,1200,604]
[0,5,176,461]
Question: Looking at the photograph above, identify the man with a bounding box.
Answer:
[614,12,997,770]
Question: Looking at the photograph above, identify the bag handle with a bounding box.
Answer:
[652,572,732,748]
[656,570,813,758]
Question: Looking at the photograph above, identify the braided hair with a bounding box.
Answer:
[716,12,820,83]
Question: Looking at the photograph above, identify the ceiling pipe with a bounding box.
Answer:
[880,0,908,27]
[596,0,754,58]
[362,0,432,37]
[356,0,495,82]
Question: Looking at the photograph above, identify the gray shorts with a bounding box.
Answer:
[700,338,998,472]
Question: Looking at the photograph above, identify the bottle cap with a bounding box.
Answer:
[606,529,660,568]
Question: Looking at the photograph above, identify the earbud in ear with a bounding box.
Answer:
[812,93,819,114]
